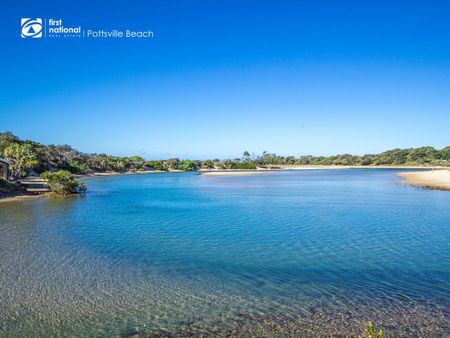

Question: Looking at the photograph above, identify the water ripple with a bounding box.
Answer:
[1,170,449,336]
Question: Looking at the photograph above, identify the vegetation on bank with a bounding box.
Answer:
[0,178,26,197]
[3,142,37,180]
[41,171,87,195]
[0,132,449,181]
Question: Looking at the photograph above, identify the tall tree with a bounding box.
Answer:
[0,132,20,156]
[3,143,38,180]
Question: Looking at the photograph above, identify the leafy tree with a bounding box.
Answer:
[4,143,38,180]
[180,159,199,171]
[203,160,214,169]
[167,158,181,170]
[1,131,449,176]
[40,170,86,195]
[0,132,20,156]
[361,155,373,165]
[223,160,237,169]
[146,160,165,171]
[441,146,450,161]
[128,156,145,162]
[236,161,257,169]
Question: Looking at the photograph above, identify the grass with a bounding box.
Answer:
[360,321,383,338]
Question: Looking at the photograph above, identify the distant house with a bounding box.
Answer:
[0,158,10,180]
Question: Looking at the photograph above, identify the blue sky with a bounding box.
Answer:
[1,0,449,159]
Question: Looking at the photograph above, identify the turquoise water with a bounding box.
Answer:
[1,169,449,336]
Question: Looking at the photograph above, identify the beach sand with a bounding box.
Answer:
[201,171,274,176]
[77,170,165,178]
[0,193,49,203]
[398,170,450,191]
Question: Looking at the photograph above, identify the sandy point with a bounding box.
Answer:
[397,169,450,191]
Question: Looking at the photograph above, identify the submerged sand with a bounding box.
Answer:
[0,193,48,203]
[398,170,450,191]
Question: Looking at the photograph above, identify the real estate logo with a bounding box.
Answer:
[21,18,43,38]
[19,18,154,40]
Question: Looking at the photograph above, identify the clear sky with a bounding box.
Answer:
[1,0,449,159]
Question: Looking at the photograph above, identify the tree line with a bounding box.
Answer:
[0,131,448,180]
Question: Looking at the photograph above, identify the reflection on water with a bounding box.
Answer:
[0,170,449,336]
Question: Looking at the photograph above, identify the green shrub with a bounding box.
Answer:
[203,159,215,169]
[236,161,257,169]
[40,170,86,195]
[180,159,200,171]
[0,178,25,195]
[360,321,383,338]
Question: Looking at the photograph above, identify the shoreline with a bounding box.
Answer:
[201,171,274,176]
[397,169,450,191]
[264,165,449,170]
[83,165,450,179]
[0,192,50,203]
[77,170,166,178]
[2,167,449,202]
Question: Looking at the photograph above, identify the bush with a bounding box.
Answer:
[0,178,25,195]
[180,159,200,171]
[202,160,213,169]
[40,170,87,195]
[236,161,257,169]
[360,321,383,338]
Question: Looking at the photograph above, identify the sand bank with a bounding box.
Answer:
[398,170,450,191]
[201,171,274,176]
[276,165,448,170]
[0,193,49,203]
[78,170,164,178]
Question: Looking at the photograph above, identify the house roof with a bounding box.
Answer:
[0,158,9,165]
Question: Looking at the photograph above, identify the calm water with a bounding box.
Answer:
[0,170,449,337]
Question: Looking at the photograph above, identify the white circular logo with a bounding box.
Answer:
[21,18,43,38]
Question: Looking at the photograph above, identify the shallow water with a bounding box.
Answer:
[1,169,449,337]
